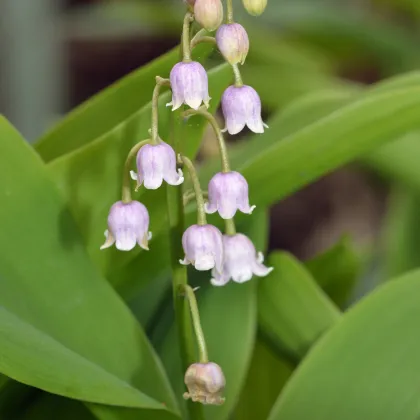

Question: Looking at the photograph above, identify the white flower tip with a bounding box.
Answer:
[100,230,114,250]
[148,231,153,240]
[249,205,257,214]
[221,126,228,133]
[204,202,217,214]
[257,252,265,263]
[130,170,137,181]
[263,122,269,129]
[166,101,173,108]
[204,98,211,109]
[180,258,190,266]
[210,278,226,287]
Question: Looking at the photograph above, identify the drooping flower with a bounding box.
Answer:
[211,233,273,286]
[180,224,223,273]
[130,140,184,190]
[184,362,226,405]
[205,171,255,219]
[168,62,210,111]
[221,85,268,135]
[242,0,267,16]
[100,201,151,252]
[216,23,249,65]
[194,0,223,32]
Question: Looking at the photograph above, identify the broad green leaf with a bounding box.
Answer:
[268,269,420,420]
[305,236,361,308]
[232,338,294,420]
[157,211,268,420]
[380,188,420,279]
[47,64,231,277]
[0,117,177,415]
[259,253,340,360]
[35,43,213,162]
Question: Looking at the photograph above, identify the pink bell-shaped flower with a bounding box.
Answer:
[221,85,268,135]
[211,233,273,286]
[180,224,224,273]
[100,201,151,252]
[205,171,256,219]
[168,62,211,111]
[216,23,249,65]
[130,140,184,190]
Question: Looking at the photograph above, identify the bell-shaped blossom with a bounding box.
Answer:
[205,171,255,219]
[221,85,268,135]
[194,0,223,32]
[184,362,225,405]
[168,62,210,111]
[211,233,273,286]
[180,224,223,273]
[130,140,184,190]
[242,0,267,16]
[216,23,249,65]
[100,201,151,252]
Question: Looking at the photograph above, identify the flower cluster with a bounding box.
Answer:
[101,0,271,406]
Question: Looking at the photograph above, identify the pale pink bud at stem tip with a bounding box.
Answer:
[100,201,152,252]
[168,61,211,111]
[242,0,268,16]
[180,224,224,273]
[216,23,250,65]
[222,85,268,135]
[130,140,184,190]
[205,171,256,219]
[211,234,273,286]
[184,362,226,405]
[194,0,223,32]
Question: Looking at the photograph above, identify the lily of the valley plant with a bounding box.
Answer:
[101,0,271,407]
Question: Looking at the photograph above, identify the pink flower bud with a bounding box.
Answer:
[184,362,225,405]
[221,85,268,135]
[242,0,267,16]
[168,61,211,111]
[216,23,249,65]
[205,171,256,219]
[180,224,224,273]
[194,0,223,32]
[131,140,184,190]
[100,201,151,252]
[211,234,273,286]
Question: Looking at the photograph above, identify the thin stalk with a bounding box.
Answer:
[166,112,205,420]
[227,0,234,23]
[225,218,237,236]
[180,155,207,225]
[184,108,231,173]
[182,12,194,61]
[181,285,209,363]
[151,77,170,144]
[232,63,244,87]
[121,139,149,203]
[191,35,216,50]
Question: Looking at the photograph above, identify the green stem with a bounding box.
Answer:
[180,155,207,225]
[167,111,205,420]
[121,139,149,203]
[225,218,237,236]
[232,63,244,87]
[184,108,231,173]
[181,285,209,363]
[182,12,194,62]
[151,77,170,144]
[227,0,234,23]
[191,35,216,50]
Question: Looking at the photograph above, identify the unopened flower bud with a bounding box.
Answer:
[130,140,184,190]
[222,85,268,135]
[194,0,223,32]
[180,224,223,273]
[205,171,255,219]
[242,0,267,16]
[168,61,210,110]
[216,23,249,65]
[184,362,225,405]
[211,234,273,286]
[100,201,151,252]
